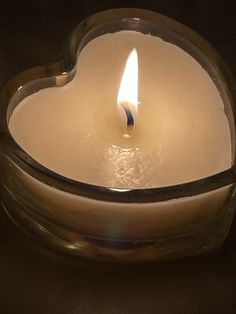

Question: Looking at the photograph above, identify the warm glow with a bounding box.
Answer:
[117,48,139,113]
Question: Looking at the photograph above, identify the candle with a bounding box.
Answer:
[9,31,231,188]
[1,9,235,261]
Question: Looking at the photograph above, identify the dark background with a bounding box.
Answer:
[1,1,236,313]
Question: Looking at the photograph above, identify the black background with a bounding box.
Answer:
[1,1,236,313]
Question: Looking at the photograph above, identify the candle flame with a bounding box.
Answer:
[117,49,139,123]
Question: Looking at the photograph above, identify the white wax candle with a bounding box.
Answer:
[9,31,231,188]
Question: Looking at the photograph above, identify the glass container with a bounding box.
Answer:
[0,8,236,262]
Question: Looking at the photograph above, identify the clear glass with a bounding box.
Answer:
[0,8,236,262]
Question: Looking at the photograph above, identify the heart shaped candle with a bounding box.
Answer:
[0,9,235,261]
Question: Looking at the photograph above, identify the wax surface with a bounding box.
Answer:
[9,31,231,188]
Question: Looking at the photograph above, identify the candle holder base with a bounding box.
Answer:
[1,190,234,262]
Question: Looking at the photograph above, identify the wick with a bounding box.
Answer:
[122,105,134,131]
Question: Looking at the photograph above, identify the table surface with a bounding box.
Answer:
[1,1,236,313]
